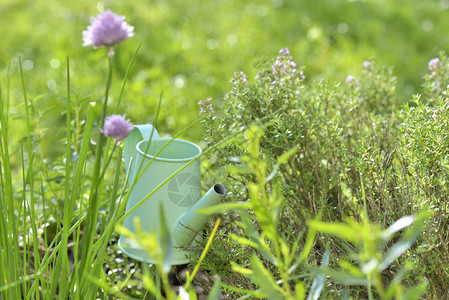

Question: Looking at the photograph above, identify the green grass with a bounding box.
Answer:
[3,0,449,142]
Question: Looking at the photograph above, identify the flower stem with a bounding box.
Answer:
[77,55,113,294]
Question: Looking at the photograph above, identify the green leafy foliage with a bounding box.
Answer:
[309,209,430,299]
[200,48,448,298]
[399,94,449,198]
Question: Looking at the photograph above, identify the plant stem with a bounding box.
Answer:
[360,174,374,300]
[19,57,41,299]
[185,218,221,290]
[78,55,113,294]
[50,57,72,300]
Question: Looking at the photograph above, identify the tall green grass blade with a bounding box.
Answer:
[106,146,123,224]
[0,196,5,299]
[100,43,142,184]
[185,218,222,291]
[27,101,96,298]
[90,156,133,253]
[0,141,20,299]
[69,100,97,297]
[85,170,134,298]
[52,57,73,299]
[38,175,49,297]
[19,56,43,298]
[0,273,41,293]
[21,169,28,297]
[78,56,113,295]
[0,59,22,299]
[85,150,131,299]
[21,145,28,295]
[359,174,373,300]
[67,102,96,289]
[114,43,142,114]
[28,155,41,299]
[83,44,142,298]
[159,203,172,274]
[60,56,73,296]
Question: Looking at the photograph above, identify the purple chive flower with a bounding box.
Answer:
[102,114,133,142]
[83,10,134,49]
[428,58,441,71]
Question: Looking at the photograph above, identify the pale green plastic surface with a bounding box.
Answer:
[118,124,226,265]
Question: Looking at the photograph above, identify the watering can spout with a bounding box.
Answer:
[173,184,226,246]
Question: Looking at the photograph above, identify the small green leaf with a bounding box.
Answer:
[141,266,158,296]
[379,239,414,271]
[321,269,368,286]
[207,277,222,300]
[308,220,359,244]
[295,282,306,300]
[249,255,284,299]
[245,125,265,158]
[231,262,253,275]
[380,210,430,271]
[382,215,415,240]
[229,233,260,248]
[249,184,277,241]
[220,283,265,298]
[239,208,260,241]
[196,201,250,215]
[226,164,253,175]
[159,203,172,274]
[338,259,365,277]
[307,247,330,300]
[277,147,298,164]
[299,212,321,262]
[402,280,428,300]
[286,229,306,269]
[188,286,198,300]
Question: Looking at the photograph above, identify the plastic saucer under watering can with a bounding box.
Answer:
[119,124,226,265]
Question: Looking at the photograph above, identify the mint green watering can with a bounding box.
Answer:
[118,124,226,265]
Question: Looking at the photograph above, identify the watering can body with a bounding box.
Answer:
[118,125,225,265]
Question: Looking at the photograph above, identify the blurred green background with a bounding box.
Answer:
[2,0,449,154]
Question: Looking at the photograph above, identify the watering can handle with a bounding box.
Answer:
[124,124,159,183]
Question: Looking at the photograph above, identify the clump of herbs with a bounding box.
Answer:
[200,48,447,298]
